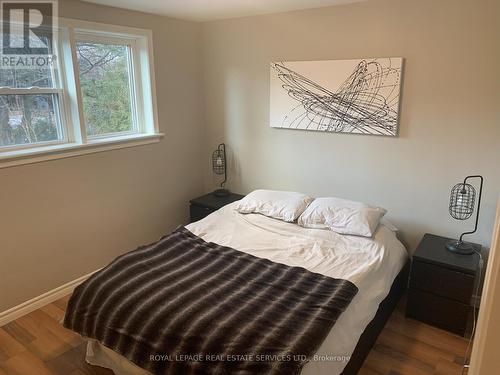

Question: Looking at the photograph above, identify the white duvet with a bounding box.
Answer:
[85,202,408,375]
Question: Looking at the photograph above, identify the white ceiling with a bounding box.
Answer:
[81,0,366,22]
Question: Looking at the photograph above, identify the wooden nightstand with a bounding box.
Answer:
[189,192,244,223]
[406,233,481,336]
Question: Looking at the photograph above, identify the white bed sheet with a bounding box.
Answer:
[85,202,408,375]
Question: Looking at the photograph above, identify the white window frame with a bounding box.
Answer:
[0,32,69,152]
[0,18,162,168]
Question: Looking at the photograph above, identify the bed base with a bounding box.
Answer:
[341,261,410,375]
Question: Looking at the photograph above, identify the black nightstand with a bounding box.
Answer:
[406,233,481,336]
[189,192,244,223]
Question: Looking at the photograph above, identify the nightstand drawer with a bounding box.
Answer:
[410,261,474,304]
[190,204,215,222]
[407,288,470,336]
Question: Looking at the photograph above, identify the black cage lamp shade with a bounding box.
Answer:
[449,183,476,220]
[211,143,230,197]
[446,175,484,255]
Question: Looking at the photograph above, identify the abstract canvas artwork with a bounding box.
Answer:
[270,58,403,136]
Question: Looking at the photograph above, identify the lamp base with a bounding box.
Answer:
[213,188,230,197]
[445,240,475,255]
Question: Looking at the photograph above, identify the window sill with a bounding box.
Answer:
[0,133,164,169]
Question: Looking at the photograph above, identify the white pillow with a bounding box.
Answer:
[236,189,313,222]
[298,197,387,237]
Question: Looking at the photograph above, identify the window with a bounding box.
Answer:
[0,32,65,149]
[75,41,136,137]
[0,19,160,167]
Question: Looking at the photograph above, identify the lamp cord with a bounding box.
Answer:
[462,250,484,375]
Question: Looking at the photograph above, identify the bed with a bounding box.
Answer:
[66,201,408,375]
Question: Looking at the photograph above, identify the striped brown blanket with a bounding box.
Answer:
[64,227,358,375]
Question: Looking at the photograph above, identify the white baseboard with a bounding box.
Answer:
[0,269,101,327]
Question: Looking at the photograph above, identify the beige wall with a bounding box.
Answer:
[201,0,500,250]
[0,0,205,312]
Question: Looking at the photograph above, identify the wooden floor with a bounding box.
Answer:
[0,295,469,375]
[359,299,469,375]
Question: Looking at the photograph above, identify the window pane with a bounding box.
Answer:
[76,42,135,137]
[0,33,55,88]
[0,66,54,88]
[0,94,62,147]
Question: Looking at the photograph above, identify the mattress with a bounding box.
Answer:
[84,202,408,375]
